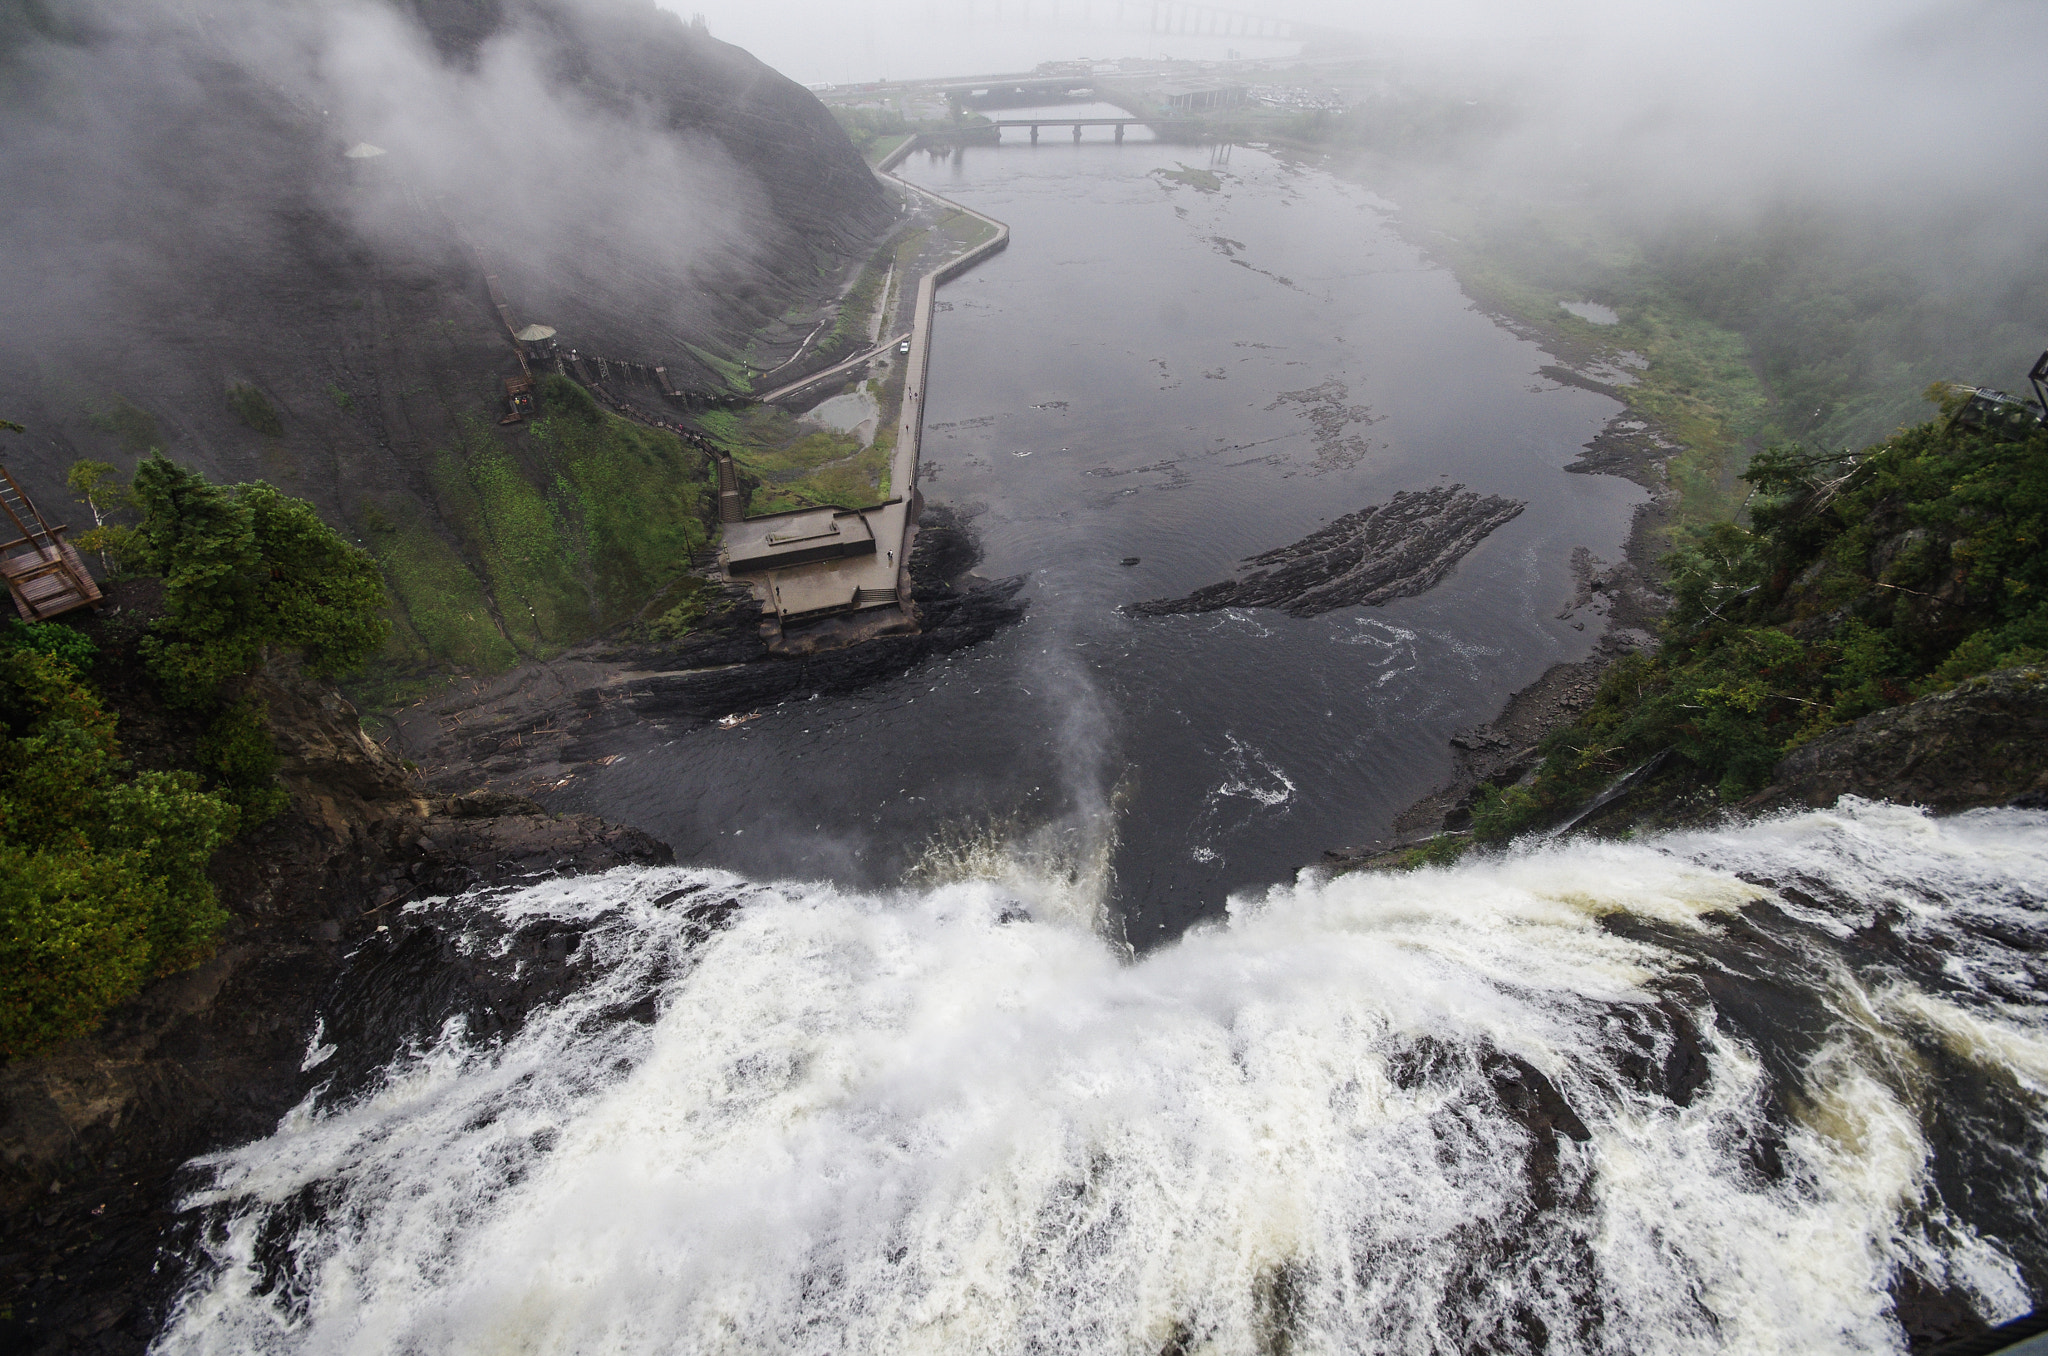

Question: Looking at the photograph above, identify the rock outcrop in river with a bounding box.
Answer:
[1128,486,1525,618]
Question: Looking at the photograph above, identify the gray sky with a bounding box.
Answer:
[665,0,2042,225]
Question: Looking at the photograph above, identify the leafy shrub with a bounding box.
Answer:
[67,460,145,573]
[0,649,237,1056]
[538,373,602,426]
[83,395,161,453]
[196,696,290,823]
[0,620,96,671]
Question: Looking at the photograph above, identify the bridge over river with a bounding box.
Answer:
[994,117,1195,142]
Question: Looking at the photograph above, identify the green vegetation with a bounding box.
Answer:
[67,459,142,571]
[84,395,162,454]
[831,106,911,161]
[685,343,753,395]
[1385,189,1772,540]
[702,402,890,515]
[326,383,355,410]
[1378,835,1473,872]
[812,232,906,370]
[1154,164,1223,193]
[357,377,717,698]
[227,383,284,438]
[937,210,996,250]
[0,640,237,1057]
[827,104,991,165]
[131,454,390,707]
[0,619,98,670]
[644,575,718,641]
[0,450,417,1053]
[1472,398,2048,839]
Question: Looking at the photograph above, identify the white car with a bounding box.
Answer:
[898,339,911,354]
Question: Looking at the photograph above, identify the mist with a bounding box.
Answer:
[0,0,771,358]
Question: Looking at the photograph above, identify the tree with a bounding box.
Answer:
[0,648,237,1055]
[130,454,391,705]
[66,459,141,574]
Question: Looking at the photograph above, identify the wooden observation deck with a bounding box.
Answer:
[0,465,102,622]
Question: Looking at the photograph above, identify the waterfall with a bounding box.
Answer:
[158,800,2047,1354]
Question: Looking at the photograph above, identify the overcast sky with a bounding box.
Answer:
[662,0,2041,234]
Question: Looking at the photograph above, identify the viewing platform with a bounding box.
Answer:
[723,502,908,624]
[0,465,101,623]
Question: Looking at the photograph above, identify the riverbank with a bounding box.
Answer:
[0,581,675,1350]
[383,505,1025,798]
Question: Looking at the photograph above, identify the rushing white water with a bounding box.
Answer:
[159,801,2047,1355]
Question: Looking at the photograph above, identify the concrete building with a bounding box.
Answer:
[1157,81,1247,113]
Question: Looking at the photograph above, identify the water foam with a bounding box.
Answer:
[158,804,2048,1354]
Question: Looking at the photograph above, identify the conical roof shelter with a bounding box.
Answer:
[515,324,557,342]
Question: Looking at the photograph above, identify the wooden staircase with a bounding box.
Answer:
[0,465,102,622]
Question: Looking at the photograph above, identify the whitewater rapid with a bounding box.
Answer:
[159,801,2047,1355]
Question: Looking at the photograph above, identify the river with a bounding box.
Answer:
[154,127,2048,1351]
[558,117,1641,935]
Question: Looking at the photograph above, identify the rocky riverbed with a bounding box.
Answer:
[0,645,671,1352]
[387,505,1027,797]
[1126,486,1525,619]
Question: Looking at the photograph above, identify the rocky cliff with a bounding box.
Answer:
[0,584,673,1350]
[0,0,892,679]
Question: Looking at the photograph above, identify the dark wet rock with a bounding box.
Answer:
[1121,556,1141,566]
[394,504,1027,794]
[0,665,671,1353]
[1750,666,2048,814]
[1599,998,1711,1110]
[1129,486,1524,619]
[1892,1271,1994,1354]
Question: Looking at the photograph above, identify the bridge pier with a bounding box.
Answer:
[1073,123,1082,142]
[1115,123,1124,143]
[1030,124,1039,143]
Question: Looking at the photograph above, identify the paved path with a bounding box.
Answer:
[754,331,912,406]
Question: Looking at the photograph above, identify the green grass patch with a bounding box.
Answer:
[226,383,283,438]
[356,498,520,684]
[721,403,890,514]
[1154,164,1222,193]
[685,343,754,396]
[938,210,996,249]
[351,380,719,694]
[84,395,161,454]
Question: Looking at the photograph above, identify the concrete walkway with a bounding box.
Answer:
[725,135,1011,635]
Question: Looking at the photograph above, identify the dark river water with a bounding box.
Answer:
[557,118,1640,937]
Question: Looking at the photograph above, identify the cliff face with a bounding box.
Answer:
[0,0,891,679]
[0,584,674,1349]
